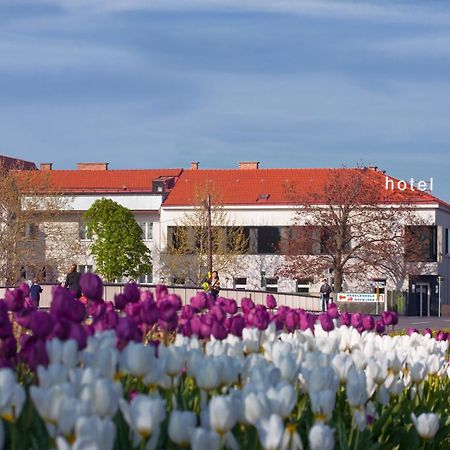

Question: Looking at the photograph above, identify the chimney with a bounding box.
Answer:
[77,162,109,171]
[239,161,259,170]
[368,166,378,171]
[40,163,53,171]
[191,161,199,170]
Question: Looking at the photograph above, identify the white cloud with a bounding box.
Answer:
[0,36,141,72]
[11,0,450,26]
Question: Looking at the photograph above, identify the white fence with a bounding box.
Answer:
[0,284,322,311]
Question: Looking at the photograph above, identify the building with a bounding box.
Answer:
[4,157,450,316]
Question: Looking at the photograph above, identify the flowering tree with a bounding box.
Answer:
[278,167,427,292]
[161,183,248,285]
[0,161,79,285]
[85,198,152,282]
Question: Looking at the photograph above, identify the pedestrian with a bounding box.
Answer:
[64,263,82,298]
[320,278,332,312]
[30,277,43,307]
[208,270,221,298]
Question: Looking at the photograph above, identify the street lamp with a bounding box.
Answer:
[438,276,444,318]
[201,194,213,275]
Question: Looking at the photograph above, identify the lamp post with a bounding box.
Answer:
[202,194,213,275]
[438,276,444,317]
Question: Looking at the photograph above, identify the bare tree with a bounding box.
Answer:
[0,162,81,285]
[161,183,248,285]
[278,167,428,292]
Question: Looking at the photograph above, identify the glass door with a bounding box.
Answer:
[416,284,430,317]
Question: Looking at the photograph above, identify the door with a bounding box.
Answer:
[416,284,430,317]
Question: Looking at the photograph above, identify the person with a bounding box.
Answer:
[64,264,82,298]
[30,278,43,307]
[320,278,332,312]
[208,271,221,298]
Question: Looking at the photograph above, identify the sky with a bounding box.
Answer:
[0,0,449,200]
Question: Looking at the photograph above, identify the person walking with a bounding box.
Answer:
[64,264,82,298]
[30,277,43,307]
[208,270,221,298]
[320,278,332,312]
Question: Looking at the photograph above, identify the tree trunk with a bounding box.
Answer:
[334,268,343,293]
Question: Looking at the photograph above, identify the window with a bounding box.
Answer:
[405,226,437,262]
[79,265,93,274]
[257,227,281,254]
[234,277,247,290]
[139,222,153,241]
[139,273,153,285]
[446,228,450,256]
[22,223,37,239]
[79,222,90,240]
[265,277,278,293]
[297,279,312,293]
[172,277,185,286]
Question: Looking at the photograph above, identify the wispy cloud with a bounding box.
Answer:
[12,0,450,26]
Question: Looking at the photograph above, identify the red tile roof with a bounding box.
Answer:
[162,168,449,208]
[16,169,183,193]
[0,155,36,170]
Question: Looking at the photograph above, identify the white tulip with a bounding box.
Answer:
[168,410,197,446]
[73,415,116,450]
[119,342,153,378]
[308,423,335,450]
[410,361,427,384]
[79,378,122,418]
[159,344,187,377]
[190,427,221,450]
[119,394,166,439]
[209,396,237,435]
[267,383,297,418]
[411,413,439,440]
[332,353,355,384]
[46,339,78,369]
[256,414,284,450]
[243,391,271,425]
[0,369,25,422]
[309,390,336,422]
[346,368,367,408]
[194,358,221,391]
[280,424,303,450]
[243,328,261,353]
[37,363,69,389]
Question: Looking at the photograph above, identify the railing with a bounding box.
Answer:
[0,283,322,311]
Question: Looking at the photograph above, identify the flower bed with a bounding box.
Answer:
[0,273,449,449]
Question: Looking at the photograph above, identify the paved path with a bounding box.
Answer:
[394,316,450,331]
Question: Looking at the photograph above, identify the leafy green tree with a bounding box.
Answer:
[84,198,151,282]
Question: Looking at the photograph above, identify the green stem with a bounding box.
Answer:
[12,422,17,450]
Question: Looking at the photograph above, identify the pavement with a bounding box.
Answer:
[393,316,450,331]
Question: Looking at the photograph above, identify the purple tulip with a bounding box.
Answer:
[382,311,394,326]
[362,315,375,331]
[116,317,142,343]
[351,313,362,329]
[79,273,103,301]
[155,284,168,302]
[327,303,339,319]
[285,310,299,332]
[52,317,71,340]
[4,288,25,312]
[277,306,289,320]
[139,299,159,326]
[191,292,208,310]
[68,323,87,349]
[124,283,140,303]
[229,315,245,337]
[210,305,226,323]
[423,328,433,337]
[251,306,270,330]
[0,336,17,359]
[19,335,48,370]
[340,312,351,327]
[114,293,128,310]
[200,321,211,339]
[181,305,194,320]
[29,311,54,339]
[19,282,30,297]
[375,319,385,334]
[14,308,34,328]
[436,330,448,341]
[178,319,193,338]
[266,294,277,310]
[407,327,418,336]
[241,298,255,314]
[190,315,202,336]
[124,302,142,325]
[225,299,238,315]
[319,313,334,332]
[211,320,228,340]
[167,294,182,310]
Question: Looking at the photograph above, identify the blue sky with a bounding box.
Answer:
[1,0,449,200]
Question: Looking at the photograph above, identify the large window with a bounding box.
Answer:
[257,227,281,254]
[79,222,90,240]
[139,222,153,241]
[139,273,153,284]
[233,277,247,290]
[297,279,312,293]
[404,226,437,262]
[79,265,93,274]
[265,277,278,293]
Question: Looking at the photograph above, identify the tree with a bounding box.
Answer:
[161,184,248,285]
[85,198,151,282]
[278,167,427,292]
[0,161,79,285]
